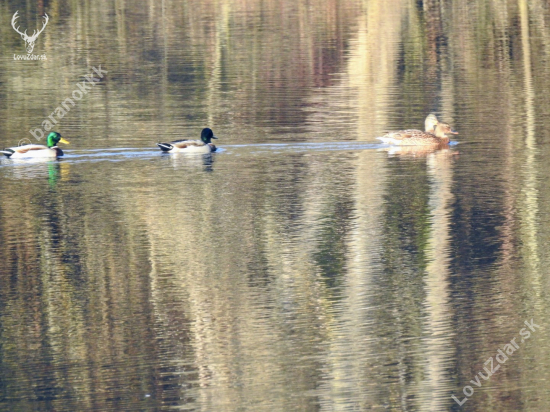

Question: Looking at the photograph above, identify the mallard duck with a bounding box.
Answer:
[1,132,70,158]
[377,122,458,146]
[157,128,218,154]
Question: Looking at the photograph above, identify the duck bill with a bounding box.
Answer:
[212,136,218,139]
[59,137,70,144]
[450,130,458,135]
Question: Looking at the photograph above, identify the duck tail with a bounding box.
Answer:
[0,149,14,158]
[157,143,173,152]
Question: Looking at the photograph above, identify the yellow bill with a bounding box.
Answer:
[59,137,70,144]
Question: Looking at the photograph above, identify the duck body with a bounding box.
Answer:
[1,132,69,159]
[377,119,457,146]
[157,140,216,154]
[378,129,449,146]
[157,128,218,154]
[1,144,64,158]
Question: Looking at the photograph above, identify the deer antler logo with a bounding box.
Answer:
[12,11,49,54]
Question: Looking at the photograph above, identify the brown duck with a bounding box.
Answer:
[377,120,457,146]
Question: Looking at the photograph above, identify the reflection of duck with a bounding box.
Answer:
[166,151,215,172]
[380,145,456,159]
[2,158,70,185]
[157,128,218,154]
[382,145,442,157]
[1,132,70,158]
[377,122,457,146]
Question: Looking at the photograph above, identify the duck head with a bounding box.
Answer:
[201,128,218,144]
[46,132,70,148]
[433,123,458,138]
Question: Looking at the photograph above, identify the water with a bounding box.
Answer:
[1,1,550,411]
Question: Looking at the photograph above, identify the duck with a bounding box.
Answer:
[157,128,218,154]
[377,122,458,146]
[1,132,70,159]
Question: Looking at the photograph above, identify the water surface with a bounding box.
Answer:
[1,1,550,411]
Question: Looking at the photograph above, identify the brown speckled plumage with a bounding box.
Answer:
[378,122,457,146]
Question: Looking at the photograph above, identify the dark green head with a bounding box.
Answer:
[46,132,70,148]
[200,128,218,144]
